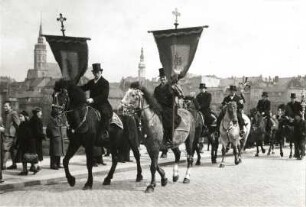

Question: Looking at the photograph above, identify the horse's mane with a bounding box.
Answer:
[130,82,162,116]
[54,79,87,108]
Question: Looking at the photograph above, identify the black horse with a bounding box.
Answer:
[52,79,142,190]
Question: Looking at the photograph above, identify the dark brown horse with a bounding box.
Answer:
[52,79,143,190]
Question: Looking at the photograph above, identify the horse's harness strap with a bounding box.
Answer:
[75,106,89,131]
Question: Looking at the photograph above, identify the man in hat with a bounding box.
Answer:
[196,83,215,127]
[80,63,113,140]
[2,101,20,170]
[154,68,182,153]
[217,85,246,136]
[285,93,303,158]
[256,92,272,132]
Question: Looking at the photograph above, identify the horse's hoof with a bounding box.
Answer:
[235,160,240,165]
[255,154,259,157]
[145,185,155,193]
[173,175,179,182]
[161,178,168,187]
[212,159,217,164]
[219,163,225,168]
[183,178,190,184]
[195,160,201,166]
[67,176,76,187]
[136,174,143,182]
[289,155,292,159]
[103,178,111,185]
[82,184,92,190]
[280,152,283,157]
[262,149,266,153]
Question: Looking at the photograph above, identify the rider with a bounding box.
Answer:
[196,83,217,131]
[154,68,182,148]
[256,92,273,132]
[80,63,113,140]
[217,85,246,137]
[285,93,303,122]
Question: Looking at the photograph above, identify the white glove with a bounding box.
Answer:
[87,98,94,104]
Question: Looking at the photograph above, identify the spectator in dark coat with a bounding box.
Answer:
[29,107,45,171]
[46,110,65,170]
[16,111,37,175]
[291,113,306,160]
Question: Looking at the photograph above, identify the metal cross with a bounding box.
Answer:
[57,13,67,36]
[172,8,180,29]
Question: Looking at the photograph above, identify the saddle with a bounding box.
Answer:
[172,108,192,147]
[110,112,124,129]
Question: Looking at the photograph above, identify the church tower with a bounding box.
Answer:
[138,47,146,83]
[34,22,47,71]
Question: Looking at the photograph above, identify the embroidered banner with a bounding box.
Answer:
[150,26,205,81]
[44,35,90,84]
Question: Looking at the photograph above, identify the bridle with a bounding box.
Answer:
[52,88,89,132]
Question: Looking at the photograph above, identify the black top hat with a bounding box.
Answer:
[158,68,166,77]
[130,81,140,89]
[91,63,103,72]
[290,93,296,99]
[199,83,207,89]
[229,85,237,91]
[262,92,268,97]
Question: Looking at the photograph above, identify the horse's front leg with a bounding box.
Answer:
[183,140,194,184]
[289,140,293,158]
[280,141,284,157]
[103,147,118,185]
[130,142,143,182]
[63,142,80,187]
[219,145,226,168]
[172,147,181,182]
[255,141,259,157]
[83,144,94,190]
[145,151,158,193]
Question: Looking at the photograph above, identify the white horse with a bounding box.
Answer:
[219,101,250,167]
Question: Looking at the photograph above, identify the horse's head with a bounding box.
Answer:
[52,79,71,114]
[226,101,238,121]
[120,88,144,111]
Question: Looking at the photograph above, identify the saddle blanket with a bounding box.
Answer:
[111,112,124,129]
[172,108,192,147]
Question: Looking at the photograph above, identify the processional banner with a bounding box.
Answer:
[44,35,90,84]
[151,26,204,81]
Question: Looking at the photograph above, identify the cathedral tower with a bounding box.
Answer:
[138,47,146,82]
[34,22,47,71]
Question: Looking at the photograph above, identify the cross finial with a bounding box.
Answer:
[172,8,180,29]
[57,13,67,36]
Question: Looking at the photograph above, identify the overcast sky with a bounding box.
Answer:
[0,0,305,82]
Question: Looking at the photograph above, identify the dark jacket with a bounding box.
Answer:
[15,120,36,162]
[292,119,306,141]
[154,82,179,128]
[196,92,212,112]
[80,76,113,118]
[46,117,64,157]
[257,99,271,115]
[222,94,244,110]
[29,116,45,161]
[286,101,302,118]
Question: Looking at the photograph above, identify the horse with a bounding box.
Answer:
[52,79,143,190]
[182,97,205,165]
[252,112,268,157]
[267,115,279,156]
[121,85,196,193]
[219,101,251,167]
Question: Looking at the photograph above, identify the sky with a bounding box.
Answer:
[0,0,305,82]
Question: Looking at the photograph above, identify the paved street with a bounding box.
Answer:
[0,146,305,207]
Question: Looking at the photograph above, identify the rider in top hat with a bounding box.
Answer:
[217,85,246,136]
[256,92,272,131]
[285,93,303,121]
[80,63,113,139]
[196,83,214,127]
[154,68,182,147]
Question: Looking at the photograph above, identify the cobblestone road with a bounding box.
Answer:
[1,148,305,207]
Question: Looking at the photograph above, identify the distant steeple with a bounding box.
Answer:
[38,20,44,43]
[34,21,46,71]
[138,47,146,81]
